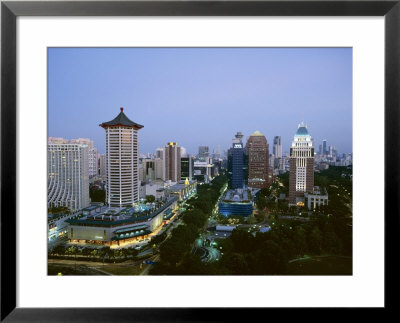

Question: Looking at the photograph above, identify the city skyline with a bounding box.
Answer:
[48,48,352,155]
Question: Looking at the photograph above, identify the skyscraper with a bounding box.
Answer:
[181,155,194,181]
[71,138,98,177]
[289,122,314,205]
[273,136,282,158]
[154,158,164,180]
[227,132,248,189]
[141,158,156,181]
[164,142,181,182]
[156,148,164,159]
[98,154,106,176]
[322,139,327,156]
[246,131,270,188]
[198,146,209,159]
[212,145,222,160]
[180,146,187,158]
[48,142,90,211]
[100,107,143,207]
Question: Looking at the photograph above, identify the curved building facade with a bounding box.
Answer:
[48,143,90,211]
[100,108,143,207]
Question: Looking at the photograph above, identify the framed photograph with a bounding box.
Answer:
[1,0,398,321]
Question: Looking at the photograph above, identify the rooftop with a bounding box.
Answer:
[169,180,197,192]
[66,196,178,227]
[250,130,264,137]
[222,189,251,203]
[295,122,309,136]
[99,107,144,129]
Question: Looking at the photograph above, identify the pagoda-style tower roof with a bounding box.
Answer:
[99,107,144,129]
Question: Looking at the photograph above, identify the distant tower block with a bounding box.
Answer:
[100,107,143,207]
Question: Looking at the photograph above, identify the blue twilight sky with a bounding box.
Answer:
[48,48,352,156]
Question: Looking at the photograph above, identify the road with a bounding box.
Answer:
[202,246,221,262]
[138,248,153,257]
[140,255,160,275]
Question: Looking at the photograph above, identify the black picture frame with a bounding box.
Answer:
[1,0,399,321]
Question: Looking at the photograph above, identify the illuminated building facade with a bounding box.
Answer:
[218,189,253,217]
[66,196,179,246]
[100,107,143,207]
[227,132,248,189]
[181,155,194,181]
[168,180,197,202]
[289,122,315,205]
[246,131,270,188]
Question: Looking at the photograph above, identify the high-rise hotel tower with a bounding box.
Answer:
[48,139,90,211]
[289,122,314,205]
[100,108,143,207]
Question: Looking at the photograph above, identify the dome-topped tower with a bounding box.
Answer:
[289,122,314,205]
[295,122,309,136]
[250,130,264,137]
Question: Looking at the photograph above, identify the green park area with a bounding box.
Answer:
[287,255,352,275]
[150,166,352,275]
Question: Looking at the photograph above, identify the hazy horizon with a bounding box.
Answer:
[48,47,352,155]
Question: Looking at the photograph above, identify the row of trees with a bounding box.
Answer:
[256,166,353,217]
[49,245,139,263]
[151,165,352,275]
[145,195,156,203]
[150,174,227,274]
[48,206,70,215]
[89,186,106,203]
[152,213,351,275]
[205,166,353,275]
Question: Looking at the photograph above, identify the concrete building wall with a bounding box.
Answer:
[48,143,90,211]
[246,132,270,188]
[288,123,314,205]
[99,154,106,176]
[105,127,139,207]
[164,143,181,182]
[71,138,98,177]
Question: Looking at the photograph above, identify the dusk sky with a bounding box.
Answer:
[48,47,352,156]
